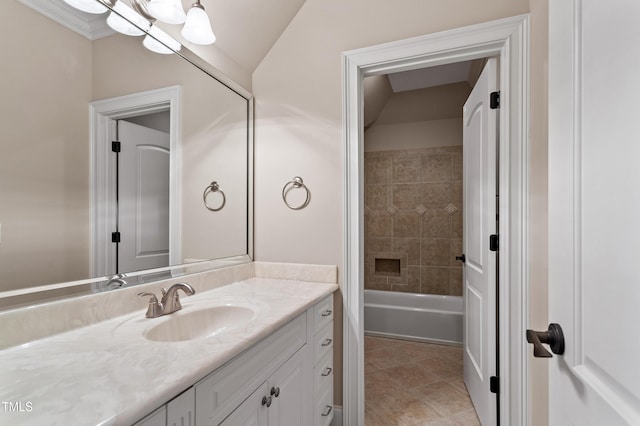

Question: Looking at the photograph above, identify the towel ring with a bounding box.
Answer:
[203,181,226,211]
[282,176,310,210]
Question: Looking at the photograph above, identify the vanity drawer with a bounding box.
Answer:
[195,313,306,426]
[312,294,334,334]
[313,321,334,366]
[314,350,333,394]
[315,385,334,426]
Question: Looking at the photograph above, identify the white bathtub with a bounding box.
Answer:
[364,289,463,345]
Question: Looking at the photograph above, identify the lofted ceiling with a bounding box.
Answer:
[17,0,307,86]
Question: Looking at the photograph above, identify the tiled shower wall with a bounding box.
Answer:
[364,146,463,296]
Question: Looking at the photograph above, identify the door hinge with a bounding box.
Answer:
[490,91,500,109]
[490,376,499,394]
[489,234,499,252]
[112,141,121,153]
[111,232,121,243]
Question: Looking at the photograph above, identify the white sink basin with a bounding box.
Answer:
[144,304,256,342]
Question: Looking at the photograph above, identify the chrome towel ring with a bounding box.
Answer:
[282,176,311,210]
[203,181,226,211]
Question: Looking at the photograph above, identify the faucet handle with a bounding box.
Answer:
[138,292,163,318]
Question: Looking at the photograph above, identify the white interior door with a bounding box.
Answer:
[118,120,170,273]
[548,1,640,424]
[462,58,497,426]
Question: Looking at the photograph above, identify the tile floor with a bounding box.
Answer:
[365,336,481,425]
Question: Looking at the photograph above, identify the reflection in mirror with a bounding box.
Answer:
[0,0,252,310]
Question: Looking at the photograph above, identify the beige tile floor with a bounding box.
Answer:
[365,336,481,426]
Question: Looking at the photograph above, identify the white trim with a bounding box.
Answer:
[17,0,114,41]
[90,86,182,277]
[342,15,530,425]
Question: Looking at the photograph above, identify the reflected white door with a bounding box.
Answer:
[462,58,497,425]
[548,1,640,424]
[118,121,170,273]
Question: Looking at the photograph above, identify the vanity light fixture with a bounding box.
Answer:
[132,0,216,46]
[63,0,112,14]
[63,0,188,54]
[181,1,216,45]
[147,0,187,25]
[106,1,150,36]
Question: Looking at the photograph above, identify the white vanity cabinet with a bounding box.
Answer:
[132,294,334,426]
[219,348,306,426]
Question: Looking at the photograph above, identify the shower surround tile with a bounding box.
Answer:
[364,145,463,296]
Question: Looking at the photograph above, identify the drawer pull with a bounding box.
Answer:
[321,367,333,376]
[321,338,332,347]
[321,309,332,317]
[321,405,333,417]
[270,386,280,398]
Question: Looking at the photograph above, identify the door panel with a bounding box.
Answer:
[463,57,498,426]
[118,120,170,273]
[549,0,640,424]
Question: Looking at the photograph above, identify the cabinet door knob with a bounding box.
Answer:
[321,309,332,317]
[261,396,273,407]
[321,367,332,376]
[270,386,280,397]
[321,405,333,417]
[321,338,332,347]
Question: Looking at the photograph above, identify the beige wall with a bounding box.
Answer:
[365,82,470,151]
[252,0,531,409]
[0,1,92,291]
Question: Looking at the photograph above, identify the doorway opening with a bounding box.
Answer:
[342,15,530,426]
[362,57,498,425]
[89,86,182,279]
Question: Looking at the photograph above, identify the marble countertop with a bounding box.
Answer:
[0,277,338,425]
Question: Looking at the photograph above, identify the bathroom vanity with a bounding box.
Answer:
[0,262,338,426]
[135,294,334,426]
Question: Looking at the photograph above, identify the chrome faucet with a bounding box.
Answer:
[138,282,196,318]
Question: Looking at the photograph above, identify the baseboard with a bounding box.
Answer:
[330,406,343,426]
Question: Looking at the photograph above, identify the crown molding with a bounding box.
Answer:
[17,0,114,40]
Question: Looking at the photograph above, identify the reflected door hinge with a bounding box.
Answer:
[490,376,499,394]
[111,232,121,243]
[489,234,499,252]
[112,141,121,153]
[490,91,500,109]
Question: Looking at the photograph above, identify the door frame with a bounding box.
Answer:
[89,86,182,277]
[342,14,530,425]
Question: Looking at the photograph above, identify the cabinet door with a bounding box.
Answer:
[220,383,269,426]
[134,405,166,426]
[268,349,308,426]
[167,387,194,426]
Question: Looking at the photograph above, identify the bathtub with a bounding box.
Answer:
[364,290,463,345]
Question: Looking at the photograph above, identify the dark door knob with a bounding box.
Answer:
[526,323,565,358]
[455,254,466,263]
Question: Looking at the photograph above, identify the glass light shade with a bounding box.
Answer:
[143,26,182,55]
[106,2,150,36]
[181,5,215,45]
[63,0,108,14]
[147,0,186,25]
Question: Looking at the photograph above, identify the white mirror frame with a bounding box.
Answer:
[342,14,530,425]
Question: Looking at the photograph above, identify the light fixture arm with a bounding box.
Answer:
[130,0,157,22]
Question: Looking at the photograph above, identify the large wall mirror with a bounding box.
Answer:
[0,0,253,310]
